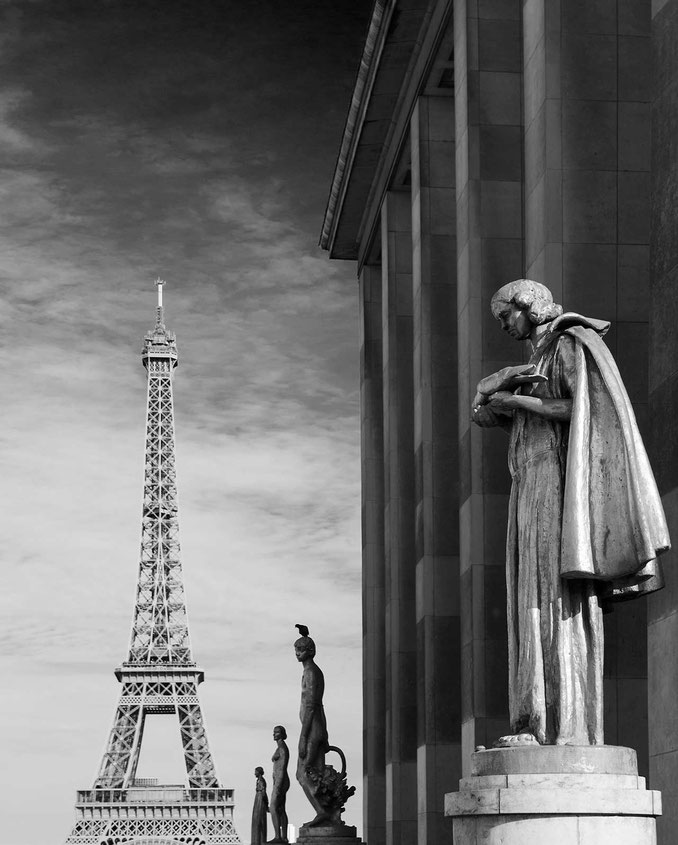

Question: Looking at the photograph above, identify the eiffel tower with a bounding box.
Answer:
[64,281,241,845]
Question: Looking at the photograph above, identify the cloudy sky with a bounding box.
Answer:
[0,2,371,842]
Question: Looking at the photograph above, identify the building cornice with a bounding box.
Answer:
[319,0,393,256]
[356,0,453,270]
[320,0,454,266]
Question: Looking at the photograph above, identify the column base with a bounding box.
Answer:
[444,745,661,844]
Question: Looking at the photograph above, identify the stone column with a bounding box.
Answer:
[410,94,462,845]
[522,0,652,770]
[381,190,417,845]
[359,262,386,845]
[453,0,524,765]
[649,2,678,841]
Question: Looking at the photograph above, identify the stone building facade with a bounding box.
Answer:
[320,1,678,844]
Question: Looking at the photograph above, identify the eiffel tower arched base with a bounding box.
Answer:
[64,786,240,845]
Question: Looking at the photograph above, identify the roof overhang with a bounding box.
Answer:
[320,0,453,266]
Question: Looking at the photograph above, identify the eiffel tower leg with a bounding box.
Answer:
[93,703,144,789]
[178,701,219,787]
[125,705,146,784]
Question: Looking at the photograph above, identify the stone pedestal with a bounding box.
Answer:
[444,746,661,844]
[295,822,363,844]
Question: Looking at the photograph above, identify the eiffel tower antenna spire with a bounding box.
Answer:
[64,283,241,845]
[155,277,165,326]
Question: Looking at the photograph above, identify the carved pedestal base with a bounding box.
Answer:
[296,822,362,844]
[445,746,661,844]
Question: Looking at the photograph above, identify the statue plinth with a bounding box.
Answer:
[445,746,661,844]
[296,822,362,844]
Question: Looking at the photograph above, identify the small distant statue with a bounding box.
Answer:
[294,624,355,827]
[472,279,669,747]
[251,766,269,845]
[269,725,290,843]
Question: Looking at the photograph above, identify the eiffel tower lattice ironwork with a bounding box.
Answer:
[64,281,241,845]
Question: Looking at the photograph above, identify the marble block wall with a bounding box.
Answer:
[522,0,652,771]
[649,0,678,842]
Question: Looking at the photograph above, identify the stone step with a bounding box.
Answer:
[446,785,661,816]
[460,772,646,790]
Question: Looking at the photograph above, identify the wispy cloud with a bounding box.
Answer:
[0,88,46,154]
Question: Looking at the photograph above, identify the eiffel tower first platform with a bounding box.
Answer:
[64,281,241,845]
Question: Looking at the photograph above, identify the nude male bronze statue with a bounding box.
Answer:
[294,624,355,827]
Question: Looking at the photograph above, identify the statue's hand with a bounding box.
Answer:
[487,390,515,413]
[477,365,546,398]
[472,391,488,408]
[472,405,502,427]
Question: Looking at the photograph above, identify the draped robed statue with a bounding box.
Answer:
[251,766,269,845]
[472,279,670,747]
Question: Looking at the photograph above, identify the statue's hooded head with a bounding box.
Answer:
[255,766,264,777]
[490,279,562,326]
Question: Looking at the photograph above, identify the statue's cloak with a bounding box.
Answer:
[534,313,670,600]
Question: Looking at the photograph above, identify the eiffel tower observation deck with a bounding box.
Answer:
[64,281,241,845]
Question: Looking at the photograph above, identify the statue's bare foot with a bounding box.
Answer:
[493,730,539,748]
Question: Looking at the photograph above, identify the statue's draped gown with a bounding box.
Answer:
[507,333,603,745]
[501,311,668,745]
[251,776,268,845]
